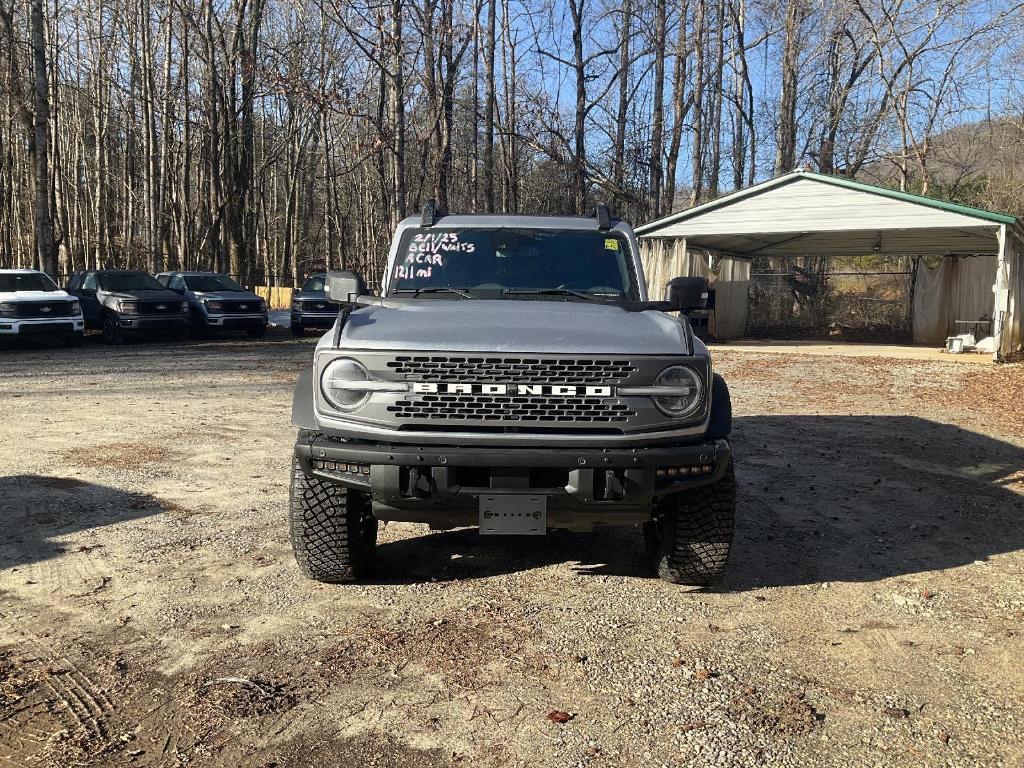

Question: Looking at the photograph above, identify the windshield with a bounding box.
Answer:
[389,228,637,300]
[302,276,326,292]
[98,272,165,292]
[0,272,59,292]
[184,274,244,292]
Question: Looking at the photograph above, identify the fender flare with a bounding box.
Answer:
[291,366,317,430]
[707,373,732,440]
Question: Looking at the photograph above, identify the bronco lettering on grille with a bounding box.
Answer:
[411,382,613,397]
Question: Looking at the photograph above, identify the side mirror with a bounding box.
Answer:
[326,270,368,304]
[665,276,709,311]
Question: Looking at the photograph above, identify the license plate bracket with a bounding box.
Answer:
[478,495,547,535]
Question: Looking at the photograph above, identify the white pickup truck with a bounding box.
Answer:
[0,269,85,346]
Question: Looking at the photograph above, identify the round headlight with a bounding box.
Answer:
[652,365,703,417]
[321,358,371,411]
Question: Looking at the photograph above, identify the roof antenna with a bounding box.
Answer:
[593,202,611,231]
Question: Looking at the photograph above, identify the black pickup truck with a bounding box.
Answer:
[67,270,190,344]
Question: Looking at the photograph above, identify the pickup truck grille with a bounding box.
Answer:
[296,299,339,313]
[139,301,182,315]
[220,300,261,313]
[388,393,636,423]
[385,356,637,385]
[13,301,76,318]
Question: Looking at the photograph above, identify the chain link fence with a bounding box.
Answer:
[747,257,914,342]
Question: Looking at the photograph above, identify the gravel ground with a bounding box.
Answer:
[0,332,1022,768]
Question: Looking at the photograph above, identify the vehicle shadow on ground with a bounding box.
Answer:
[0,475,161,570]
[374,415,1024,588]
[724,414,1024,590]
[0,325,299,355]
[373,526,648,584]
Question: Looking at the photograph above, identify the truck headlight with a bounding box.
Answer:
[0,302,16,317]
[70,300,81,315]
[652,365,703,417]
[118,301,140,315]
[180,301,188,313]
[321,358,371,411]
[205,300,224,312]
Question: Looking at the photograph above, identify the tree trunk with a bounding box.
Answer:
[649,0,665,216]
[775,0,804,175]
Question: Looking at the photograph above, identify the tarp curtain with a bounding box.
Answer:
[640,239,751,340]
[1001,232,1023,357]
[912,255,997,346]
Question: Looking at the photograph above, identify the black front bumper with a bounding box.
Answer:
[120,315,189,332]
[291,312,337,329]
[8,321,79,336]
[294,432,731,529]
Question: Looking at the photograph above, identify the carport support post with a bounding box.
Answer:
[993,225,1009,362]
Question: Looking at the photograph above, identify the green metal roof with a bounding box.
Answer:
[635,170,1018,234]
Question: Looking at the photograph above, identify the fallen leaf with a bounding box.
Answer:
[547,709,573,724]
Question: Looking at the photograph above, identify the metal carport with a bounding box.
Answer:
[635,170,1024,360]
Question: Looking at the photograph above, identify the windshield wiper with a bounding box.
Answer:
[502,286,604,303]
[394,287,473,299]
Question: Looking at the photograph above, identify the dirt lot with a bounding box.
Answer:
[1,334,1022,768]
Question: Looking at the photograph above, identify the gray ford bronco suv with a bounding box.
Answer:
[289,204,736,585]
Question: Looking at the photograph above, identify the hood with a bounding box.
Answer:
[335,299,690,355]
[0,289,75,302]
[106,289,184,303]
[193,290,262,302]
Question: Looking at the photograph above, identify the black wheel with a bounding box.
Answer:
[101,316,124,345]
[291,323,304,337]
[289,456,377,583]
[64,333,84,348]
[644,460,736,586]
[247,325,267,339]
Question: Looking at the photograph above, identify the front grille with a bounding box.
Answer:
[15,301,75,318]
[139,301,182,315]
[298,299,339,313]
[385,356,637,384]
[220,300,261,313]
[387,393,635,423]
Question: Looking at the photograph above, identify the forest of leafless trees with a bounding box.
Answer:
[1,0,1022,284]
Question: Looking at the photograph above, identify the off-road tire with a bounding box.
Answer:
[291,323,304,337]
[289,457,377,583]
[101,315,124,345]
[644,460,736,586]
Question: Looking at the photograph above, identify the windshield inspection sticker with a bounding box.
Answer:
[605,238,619,250]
